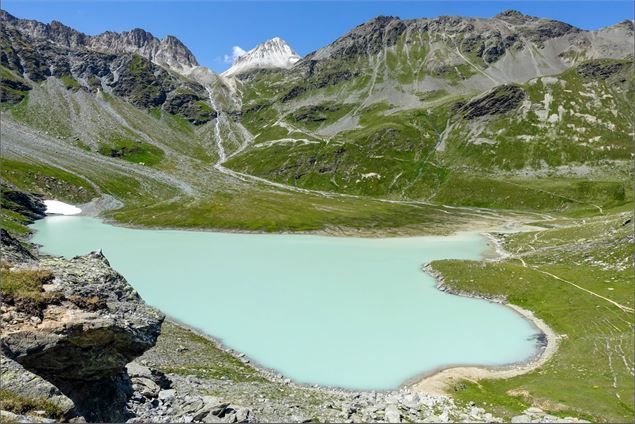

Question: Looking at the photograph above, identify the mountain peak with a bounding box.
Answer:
[222,37,300,77]
[493,9,534,24]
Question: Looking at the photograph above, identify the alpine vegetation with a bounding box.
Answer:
[0,5,632,424]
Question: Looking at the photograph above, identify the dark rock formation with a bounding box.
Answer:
[292,104,340,123]
[109,54,174,108]
[0,70,32,104]
[163,90,217,124]
[0,228,36,263]
[576,59,628,80]
[0,182,46,222]
[456,84,525,119]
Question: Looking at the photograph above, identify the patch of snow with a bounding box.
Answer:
[44,200,82,215]
[222,37,300,77]
[361,172,381,180]
[541,76,559,85]
[255,138,320,148]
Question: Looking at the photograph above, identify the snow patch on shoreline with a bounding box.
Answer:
[44,200,82,215]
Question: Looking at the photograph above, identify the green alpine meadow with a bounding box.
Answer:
[0,3,632,423]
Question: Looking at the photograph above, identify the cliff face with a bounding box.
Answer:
[0,230,164,422]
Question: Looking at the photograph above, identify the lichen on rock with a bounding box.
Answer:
[1,230,164,422]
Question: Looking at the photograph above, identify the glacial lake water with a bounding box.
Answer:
[31,216,539,390]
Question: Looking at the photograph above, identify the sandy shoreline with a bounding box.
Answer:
[409,302,558,395]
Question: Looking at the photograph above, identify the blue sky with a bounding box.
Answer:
[2,1,633,72]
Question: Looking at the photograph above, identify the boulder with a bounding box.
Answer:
[0,250,164,422]
[0,356,75,417]
[384,404,401,423]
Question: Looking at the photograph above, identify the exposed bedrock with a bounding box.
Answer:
[455,84,525,119]
[0,230,164,422]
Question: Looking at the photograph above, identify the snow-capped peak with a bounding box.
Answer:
[222,37,301,77]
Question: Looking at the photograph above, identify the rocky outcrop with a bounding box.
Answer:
[0,222,259,423]
[0,231,164,422]
[455,84,525,119]
[575,59,629,80]
[0,182,46,223]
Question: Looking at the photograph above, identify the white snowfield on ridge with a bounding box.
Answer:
[222,37,301,77]
[44,200,82,215]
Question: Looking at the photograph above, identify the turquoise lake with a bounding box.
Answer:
[30,216,539,390]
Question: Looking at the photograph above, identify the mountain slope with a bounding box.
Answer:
[0,9,632,233]
[224,11,633,214]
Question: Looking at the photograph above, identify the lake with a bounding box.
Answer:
[30,216,539,390]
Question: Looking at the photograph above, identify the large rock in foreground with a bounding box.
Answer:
[1,233,164,422]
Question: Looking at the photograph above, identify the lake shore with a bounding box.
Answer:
[151,227,557,398]
[409,240,560,396]
[45,201,558,396]
[78,193,544,239]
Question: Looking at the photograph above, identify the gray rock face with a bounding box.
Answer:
[0,10,198,74]
[384,404,402,423]
[0,13,213,123]
[89,30,198,74]
[0,356,76,417]
[290,9,632,95]
[0,246,164,422]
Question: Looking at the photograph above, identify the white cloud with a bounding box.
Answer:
[223,46,247,64]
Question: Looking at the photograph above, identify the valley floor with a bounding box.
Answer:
[131,207,633,423]
[1,183,632,422]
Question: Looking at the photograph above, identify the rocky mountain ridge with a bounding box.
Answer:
[0,10,219,126]
[0,10,198,74]
[301,10,632,68]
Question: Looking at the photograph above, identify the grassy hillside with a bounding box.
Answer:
[226,60,633,215]
[430,208,634,422]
